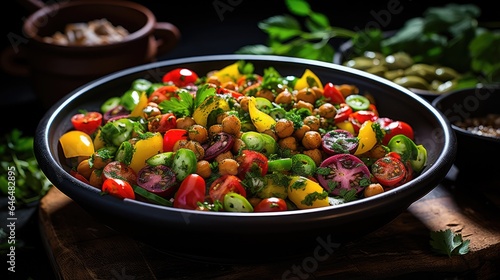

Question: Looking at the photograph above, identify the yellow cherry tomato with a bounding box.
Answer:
[129,92,148,117]
[129,132,164,173]
[354,120,377,155]
[294,69,323,91]
[59,130,95,158]
[214,61,243,83]
[248,96,276,133]
[287,176,329,209]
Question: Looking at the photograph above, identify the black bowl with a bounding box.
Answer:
[34,54,456,263]
[432,85,500,176]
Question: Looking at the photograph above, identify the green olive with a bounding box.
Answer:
[362,51,385,61]
[384,69,405,80]
[393,76,430,90]
[366,65,388,77]
[385,52,413,70]
[344,57,378,71]
[434,80,457,93]
[434,66,460,82]
[404,64,437,82]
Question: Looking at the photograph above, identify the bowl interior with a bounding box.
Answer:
[35,54,456,263]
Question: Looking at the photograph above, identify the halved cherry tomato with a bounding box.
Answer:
[102,160,138,185]
[371,156,407,188]
[334,103,353,123]
[162,68,199,87]
[236,150,268,180]
[148,85,179,103]
[381,120,415,145]
[102,178,135,200]
[148,113,177,133]
[71,111,103,135]
[136,165,177,197]
[349,110,378,127]
[209,174,246,203]
[215,85,244,99]
[173,174,206,209]
[254,197,288,212]
[323,82,345,104]
[163,129,188,152]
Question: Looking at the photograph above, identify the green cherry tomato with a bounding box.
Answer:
[241,131,264,151]
[345,94,370,111]
[410,144,427,173]
[387,134,419,162]
[291,154,317,177]
[223,192,254,212]
[260,133,278,156]
[171,148,198,181]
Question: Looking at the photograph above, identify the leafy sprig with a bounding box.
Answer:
[430,229,470,257]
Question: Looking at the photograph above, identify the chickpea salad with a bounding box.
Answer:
[59,60,428,212]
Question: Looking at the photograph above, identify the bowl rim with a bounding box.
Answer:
[35,54,457,220]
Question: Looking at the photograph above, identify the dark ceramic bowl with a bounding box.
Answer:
[432,85,500,175]
[34,54,456,263]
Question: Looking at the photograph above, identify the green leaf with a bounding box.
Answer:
[430,229,470,257]
[285,0,311,16]
[235,44,274,55]
[258,15,303,41]
[309,12,330,28]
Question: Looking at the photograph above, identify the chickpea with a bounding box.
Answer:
[303,149,323,166]
[278,136,298,151]
[208,124,223,138]
[77,159,93,180]
[337,84,359,98]
[256,89,275,102]
[310,86,323,100]
[206,76,221,86]
[232,138,246,154]
[274,89,292,105]
[317,103,337,119]
[176,116,196,129]
[221,81,237,90]
[218,159,239,176]
[241,83,260,97]
[295,88,317,104]
[293,100,314,113]
[293,124,310,141]
[189,124,208,143]
[174,140,205,160]
[239,96,250,112]
[222,115,241,136]
[89,169,104,189]
[302,131,322,150]
[216,112,229,124]
[248,197,262,208]
[92,152,112,169]
[143,102,161,118]
[275,119,294,138]
[303,115,320,131]
[215,151,233,163]
[364,183,385,197]
[196,160,212,179]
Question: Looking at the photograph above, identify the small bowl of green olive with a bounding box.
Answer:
[334,44,467,102]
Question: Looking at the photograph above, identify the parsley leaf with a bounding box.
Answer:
[429,229,470,257]
[159,90,194,117]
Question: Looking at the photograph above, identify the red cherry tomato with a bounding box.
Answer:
[102,178,136,200]
[209,174,246,203]
[102,161,138,185]
[163,129,189,152]
[333,103,353,123]
[173,174,206,209]
[162,68,199,87]
[215,86,244,99]
[371,156,407,188]
[148,85,179,103]
[70,169,90,184]
[349,110,378,124]
[381,120,415,145]
[254,197,288,212]
[236,150,268,180]
[148,113,177,133]
[71,111,103,135]
[323,82,345,104]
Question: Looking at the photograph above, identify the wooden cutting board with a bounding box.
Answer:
[39,174,500,280]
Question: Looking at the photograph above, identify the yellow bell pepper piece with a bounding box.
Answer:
[288,176,330,209]
[248,96,276,133]
[354,120,377,155]
[93,129,106,151]
[129,92,148,117]
[335,121,355,135]
[214,61,242,83]
[59,130,95,158]
[294,69,323,90]
[129,132,164,173]
[192,95,230,127]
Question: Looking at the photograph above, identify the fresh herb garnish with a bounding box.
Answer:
[429,229,470,257]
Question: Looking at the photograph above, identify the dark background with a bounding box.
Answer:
[0,0,497,279]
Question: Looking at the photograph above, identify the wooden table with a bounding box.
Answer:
[38,167,500,280]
